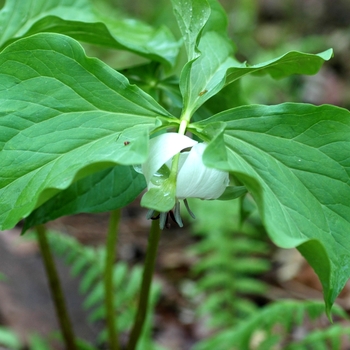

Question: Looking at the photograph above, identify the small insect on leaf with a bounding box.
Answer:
[199,90,208,96]
[124,141,130,146]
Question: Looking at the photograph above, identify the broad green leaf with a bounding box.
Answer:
[0,0,179,67]
[203,80,247,115]
[23,165,146,231]
[0,33,174,230]
[225,49,334,84]
[181,30,239,116]
[194,103,350,313]
[0,0,94,48]
[175,0,332,118]
[217,186,247,201]
[171,0,210,61]
[178,0,240,117]
[183,45,333,118]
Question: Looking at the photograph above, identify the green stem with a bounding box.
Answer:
[126,220,161,350]
[168,117,189,182]
[104,209,122,350]
[178,118,188,135]
[35,225,77,350]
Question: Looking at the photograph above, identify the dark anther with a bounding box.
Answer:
[150,213,160,220]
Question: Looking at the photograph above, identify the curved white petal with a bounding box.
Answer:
[141,133,197,184]
[176,143,229,199]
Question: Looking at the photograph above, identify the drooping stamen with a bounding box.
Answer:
[173,201,184,227]
[146,209,155,220]
[146,204,186,229]
[159,212,168,230]
[184,199,196,219]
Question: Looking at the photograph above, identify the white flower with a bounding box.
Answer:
[175,142,229,200]
[135,133,229,228]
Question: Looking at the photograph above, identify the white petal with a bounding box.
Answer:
[176,143,229,199]
[141,133,197,184]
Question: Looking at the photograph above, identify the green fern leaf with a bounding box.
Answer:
[83,282,104,309]
[193,300,349,350]
[80,265,101,294]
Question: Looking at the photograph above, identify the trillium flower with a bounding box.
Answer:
[135,133,230,228]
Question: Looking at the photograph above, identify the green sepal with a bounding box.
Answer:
[141,180,176,213]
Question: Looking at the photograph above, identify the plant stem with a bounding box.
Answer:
[126,220,161,350]
[104,209,122,350]
[178,118,188,135]
[35,224,77,350]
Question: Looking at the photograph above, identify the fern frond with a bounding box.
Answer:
[80,264,101,294]
[37,229,161,349]
[234,278,267,294]
[186,199,271,329]
[193,300,349,350]
[287,324,350,350]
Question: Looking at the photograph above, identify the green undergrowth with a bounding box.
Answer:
[23,230,163,350]
[193,300,350,350]
[185,197,270,329]
[184,198,350,349]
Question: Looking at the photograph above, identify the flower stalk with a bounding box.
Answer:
[35,224,77,350]
[178,118,188,135]
[104,209,122,350]
[126,219,161,350]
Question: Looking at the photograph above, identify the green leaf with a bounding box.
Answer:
[0,33,174,230]
[181,31,239,116]
[225,49,334,83]
[171,0,211,61]
[23,165,145,230]
[217,186,247,200]
[195,103,350,312]
[175,0,332,118]
[178,0,241,117]
[0,0,179,67]
[183,46,333,117]
[203,80,247,116]
[0,0,94,48]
